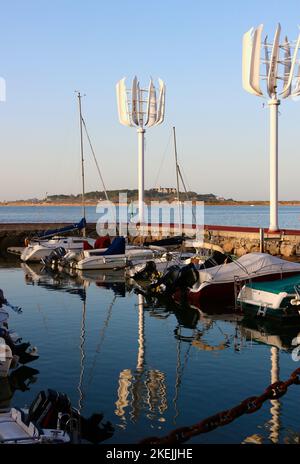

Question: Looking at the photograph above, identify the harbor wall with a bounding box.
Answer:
[1,222,300,259]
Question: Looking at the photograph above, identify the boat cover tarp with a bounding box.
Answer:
[35,218,86,240]
[101,237,125,256]
[247,274,300,295]
[198,253,300,285]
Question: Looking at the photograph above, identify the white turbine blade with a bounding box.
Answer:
[267,23,281,97]
[155,79,166,125]
[281,32,300,98]
[250,24,263,95]
[137,81,144,127]
[116,78,132,127]
[281,36,292,98]
[264,35,270,78]
[131,76,139,126]
[291,62,300,97]
[145,79,157,127]
[242,26,263,96]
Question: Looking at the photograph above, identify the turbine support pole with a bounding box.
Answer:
[137,128,145,225]
[268,97,280,232]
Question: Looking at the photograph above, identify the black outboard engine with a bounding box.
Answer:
[176,263,199,289]
[149,263,198,296]
[27,389,114,443]
[42,247,66,267]
[133,260,159,281]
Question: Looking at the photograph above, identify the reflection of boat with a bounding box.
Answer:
[239,317,300,351]
[76,269,126,297]
[0,303,39,377]
[176,253,300,310]
[238,275,300,322]
[21,263,86,300]
[0,366,39,410]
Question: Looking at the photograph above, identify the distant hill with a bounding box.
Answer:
[45,189,230,203]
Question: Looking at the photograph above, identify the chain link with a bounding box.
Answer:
[139,366,300,444]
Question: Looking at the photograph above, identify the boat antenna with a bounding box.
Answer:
[173,127,182,234]
[76,91,86,237]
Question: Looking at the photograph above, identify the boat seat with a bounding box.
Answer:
[0,409,40,443]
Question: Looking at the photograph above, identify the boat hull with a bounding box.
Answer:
[76,255,127,270]
[178,271,300,312]
[240,301,300,322]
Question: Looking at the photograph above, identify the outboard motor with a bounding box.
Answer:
[133,260,159,281]
[176,263,199,289]
[149,263,198,296]
[27,389,114,443]
[42,247,66,267]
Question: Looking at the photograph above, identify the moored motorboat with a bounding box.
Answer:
[58,236,157,271]
[173,253,300,310]
[21,234,95,263]
[237,274,300,322]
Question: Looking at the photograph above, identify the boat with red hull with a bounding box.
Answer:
[173,253,300,311]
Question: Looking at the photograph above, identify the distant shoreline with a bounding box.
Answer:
[1,201,300,207]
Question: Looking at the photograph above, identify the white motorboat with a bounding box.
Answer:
[177,253,300,310]
[21,235,95,262]
[65,237,157,271]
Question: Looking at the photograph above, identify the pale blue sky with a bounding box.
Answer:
[1,0,300,201]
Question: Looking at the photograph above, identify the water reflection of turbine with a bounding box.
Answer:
[240,322,284,444]
[269,346,281,444]
[114,294,167,428]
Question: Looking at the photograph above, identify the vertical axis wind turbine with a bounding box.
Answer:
[116,76,166,224]
[242,24,300,231]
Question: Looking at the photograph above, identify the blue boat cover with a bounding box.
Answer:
[35,218,86,240]
[101,237,125,256]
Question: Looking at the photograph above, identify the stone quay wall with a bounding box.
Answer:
[1,223,300,259]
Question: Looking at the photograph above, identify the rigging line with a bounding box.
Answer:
[86,294,117,389]
[81,115,120,234]
[153,131,173,189]
[81,116,109,202]
[173,127,182,231]
[179,163,192,194]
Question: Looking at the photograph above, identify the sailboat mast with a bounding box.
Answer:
[77,91,86,237]
[172,126,182,232]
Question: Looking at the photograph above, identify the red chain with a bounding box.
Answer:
[139,367,300,444]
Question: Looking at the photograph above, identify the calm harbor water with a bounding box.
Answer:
[0,205,300,229]
[1,261,300,444]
